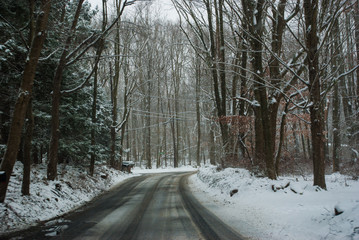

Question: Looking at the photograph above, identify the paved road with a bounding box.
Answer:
[5,172,244,240]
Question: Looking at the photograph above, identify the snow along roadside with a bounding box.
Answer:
[0,162,196,236]
[0,162,139,235]
[188,166,359,240]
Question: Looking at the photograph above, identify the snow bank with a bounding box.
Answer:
[189,166,359,240]
[0,162,137,235]
[132,165,197,174]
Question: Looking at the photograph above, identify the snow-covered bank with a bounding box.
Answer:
[0,162,139,234]
[132,165,196,174]
[189,166,359,240]
[0,162,196,236]
[0,162,139,235]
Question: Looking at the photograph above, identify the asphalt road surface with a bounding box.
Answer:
[4,172,245,240]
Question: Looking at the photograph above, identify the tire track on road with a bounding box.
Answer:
[179,173,245,240]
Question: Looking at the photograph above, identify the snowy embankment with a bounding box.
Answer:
[0,162,137,235]
[0,162,195,236]
[189,166,359,240]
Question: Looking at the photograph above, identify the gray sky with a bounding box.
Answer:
[86,0,179,22]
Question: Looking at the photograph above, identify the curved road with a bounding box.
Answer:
[6,172,244,240]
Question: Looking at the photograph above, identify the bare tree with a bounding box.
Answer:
[303,0,326,188]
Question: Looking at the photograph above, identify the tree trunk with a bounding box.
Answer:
[163,121,167,168]
[0,0,51,202]
[352,1,359,147]
[33,144,39,164]
[160,95,167,167]
[209,122,216,165]
[90,67,98,176]
[204,0,234,167]
[332,79,340,173]
[0,99,10,148]
[275,103,288,176]
[90,0,107,176]
[111,63,118,168]
[145,56,152,169]
[22,99,34,196]
[195,58,201,166]
[332,17,346,173]
[244,0,276,179]
[175,83,180,167]
[118,43,130,169]
[48,0,85,180]
[304,0,326,189]
[171,117,177,168]
[156,68,161,168]
[238,30,248,157]
[355,1,359,112]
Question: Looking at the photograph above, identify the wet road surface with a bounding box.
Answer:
[3,172,244,240]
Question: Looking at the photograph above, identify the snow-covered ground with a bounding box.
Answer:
[0,162,195,236]
[132,165,197,174]
[1,162,358,240]
[189,166,359,240]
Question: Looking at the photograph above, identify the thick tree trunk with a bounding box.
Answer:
[0,0,51,202]
[110,1,121,169]
[244,0,276,179]
[304,0,326,189]
[275,103,288,176]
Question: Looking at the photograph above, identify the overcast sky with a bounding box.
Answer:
[86,0,179,22]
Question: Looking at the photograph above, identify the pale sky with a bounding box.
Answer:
[86,0,179,22]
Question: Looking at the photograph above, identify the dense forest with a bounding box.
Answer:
[0,0,358,202]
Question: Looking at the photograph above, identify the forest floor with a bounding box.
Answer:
[190,166,359,240]
[0,162,358,239]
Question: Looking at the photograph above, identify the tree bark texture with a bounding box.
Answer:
[304,0,326,189]
[0,0,51,202]
[243,0,276,179]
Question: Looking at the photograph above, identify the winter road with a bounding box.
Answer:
[4,172,244,240]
